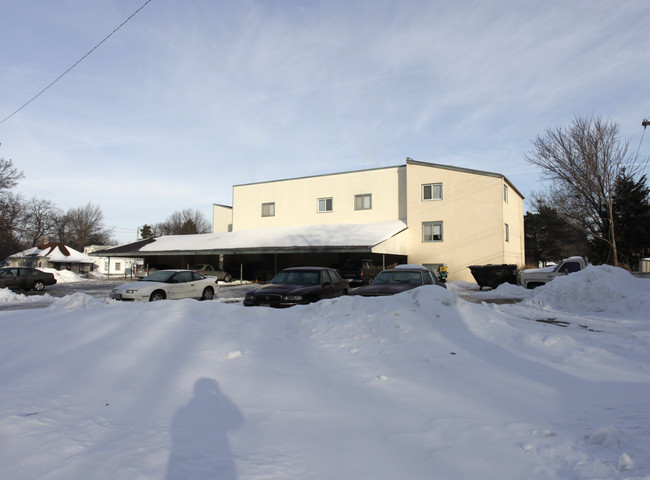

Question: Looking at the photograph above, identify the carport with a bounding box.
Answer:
[93,221,409,281]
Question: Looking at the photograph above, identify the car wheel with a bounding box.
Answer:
[526,282,542,289]
[201,287,214,301]
[223,274,232,283]
[32,280,45,292]
[149,290,166,301]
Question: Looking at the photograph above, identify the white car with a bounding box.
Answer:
[111,269,219,302]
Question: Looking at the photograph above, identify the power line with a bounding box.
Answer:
[0,0,154,126]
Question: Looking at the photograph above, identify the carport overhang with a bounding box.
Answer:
[91,221,409,258]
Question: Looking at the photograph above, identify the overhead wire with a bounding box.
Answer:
[0,0,154,126]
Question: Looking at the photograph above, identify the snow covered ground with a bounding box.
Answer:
[1,265,649,479]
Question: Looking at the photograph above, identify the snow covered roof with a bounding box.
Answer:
[97,221,408,257]
[9,242,95,264]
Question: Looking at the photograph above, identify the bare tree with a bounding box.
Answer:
[0,159,25,262]
[0,158,24,191]
[524,116,647,266]
[51,210,74,246]
[20,197,58,246]
[55,203,114,250]
[155,209,211,235]
[0,192,24,263]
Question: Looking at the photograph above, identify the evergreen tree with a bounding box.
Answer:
[591,172,650,269]
[524,203,589,266]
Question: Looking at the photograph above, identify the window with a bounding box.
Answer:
[422,221,443,242]
[104,261,109,270]
[355,194,372,210]
[558,261,581,274]
[318,197,333,213]
[115,262,121,271]
[422,183,442,201]
[505,223,510,242]
[261,202,275,217]
[504,184,509,203]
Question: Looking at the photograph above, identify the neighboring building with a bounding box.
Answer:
[83,245,141,277]
[95,158,525,282]
[8,242,96,274]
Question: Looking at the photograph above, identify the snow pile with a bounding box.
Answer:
[0,288,52,304]
[523,265,650,315]
[1,273,649,479]
[40,268,86,283]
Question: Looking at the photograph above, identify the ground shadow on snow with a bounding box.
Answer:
[166,378,244,480]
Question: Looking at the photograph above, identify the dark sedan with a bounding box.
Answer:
[244,267,348,307]
[0,267,57,292]
[350,265,446,297]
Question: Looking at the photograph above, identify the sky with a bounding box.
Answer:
[1,0,649,244]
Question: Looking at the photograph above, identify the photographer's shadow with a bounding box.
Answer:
[166,378,243,479]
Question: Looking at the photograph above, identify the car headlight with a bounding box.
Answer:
[125,289,138,294]
[282,295,303,302]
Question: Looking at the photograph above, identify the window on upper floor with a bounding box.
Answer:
[354,194,372,210]
[504,184,509,203]
[261,202,275,217]
[318,197,333,213]
[505,223,510,242]
[422,183,442,201]
[422,221,443,242]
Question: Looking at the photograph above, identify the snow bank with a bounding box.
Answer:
[39,268,86,283]
[0,288,52,304]
[523,265,650,315]
[1,273,649,479]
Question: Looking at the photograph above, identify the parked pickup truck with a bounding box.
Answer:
[519,256,588,289]
[338,259,382,285]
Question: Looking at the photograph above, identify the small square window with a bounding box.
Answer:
[318,197,333,213]
[262,202,275,217]
[422,221,443,242]
[422,183,442,201]
[355,194,372,210]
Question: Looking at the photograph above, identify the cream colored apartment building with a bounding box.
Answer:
[221,158,524,282]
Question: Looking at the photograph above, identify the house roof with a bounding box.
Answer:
[10,242,95,264]
[93,221,408,257]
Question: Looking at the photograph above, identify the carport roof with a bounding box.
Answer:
[94,221,408,257]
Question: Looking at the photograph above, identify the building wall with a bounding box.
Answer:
[229,161,524,283]
[212,204,233,233]
[232,166,406,231]
[83,246,140,276]
[404,161,524,282]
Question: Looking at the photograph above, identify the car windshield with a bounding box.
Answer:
[270,270,321,285]
[372,271,422,285]
[142,270,176,283]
